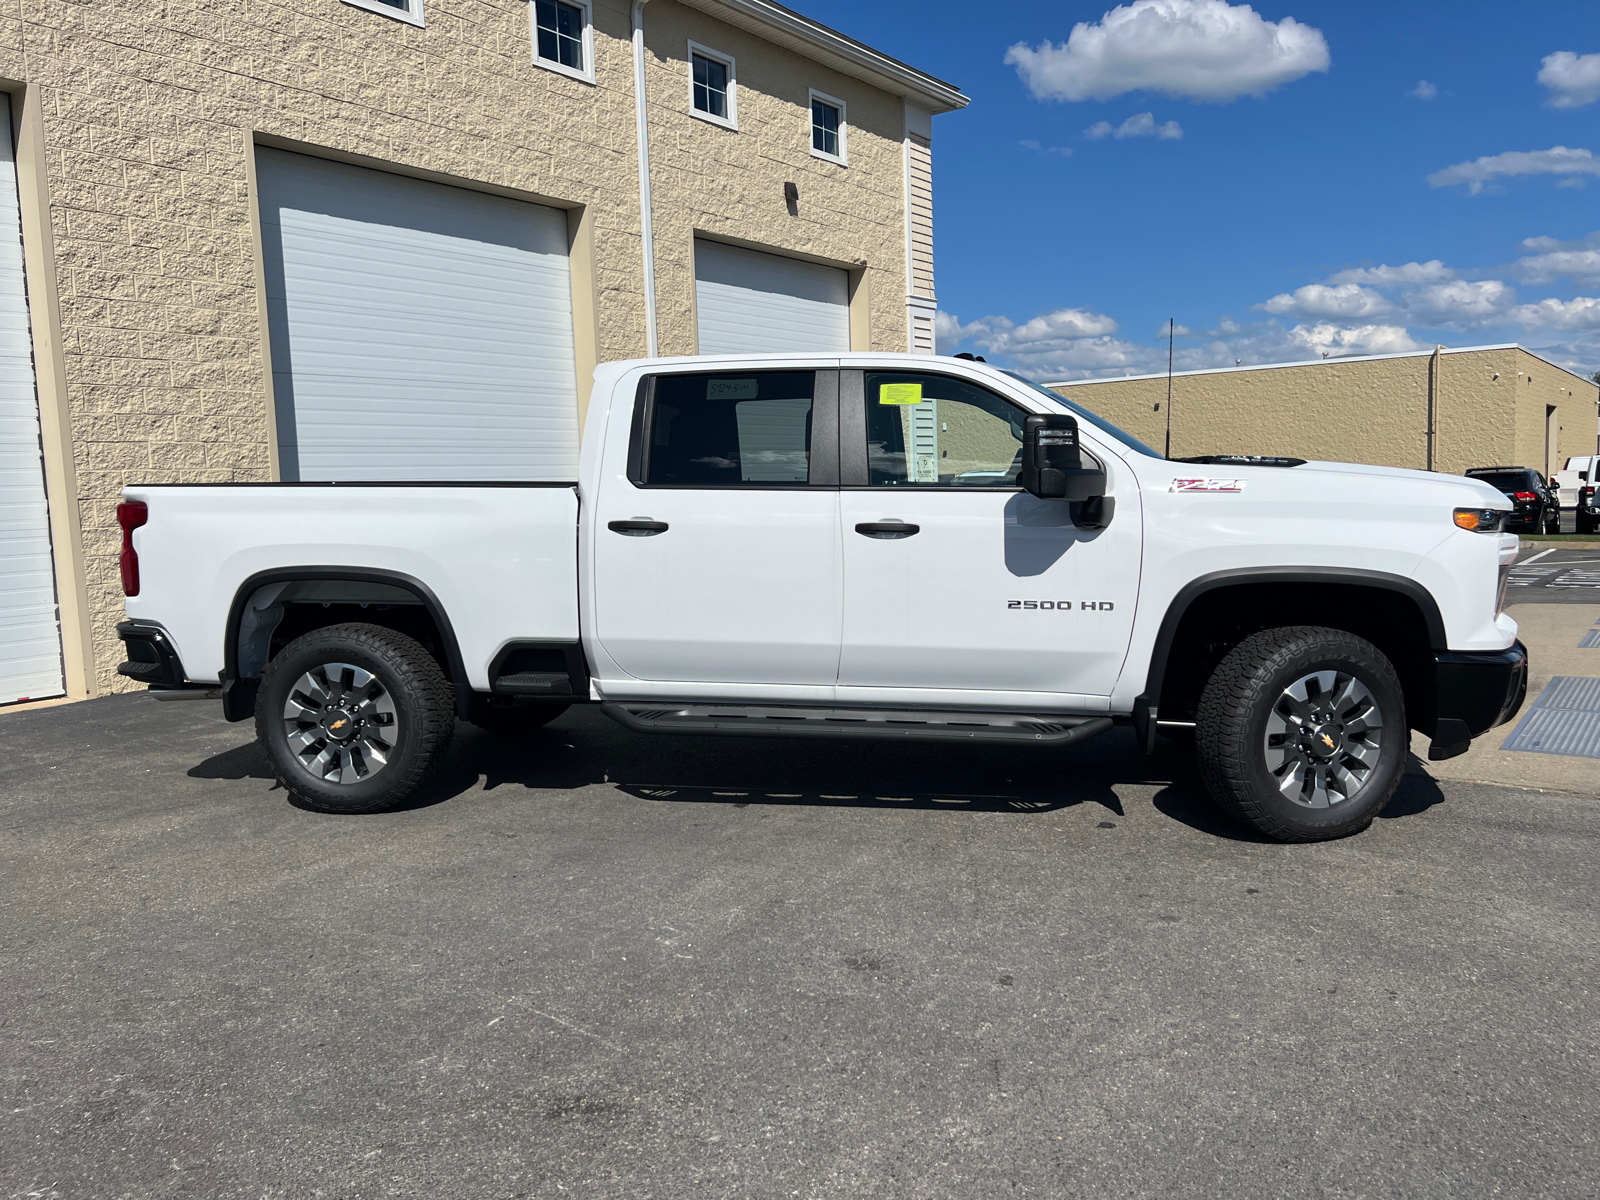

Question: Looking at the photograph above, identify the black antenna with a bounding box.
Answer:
[1164,318,1175,458]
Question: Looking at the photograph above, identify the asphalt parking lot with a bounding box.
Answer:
[3,690,1597,1199]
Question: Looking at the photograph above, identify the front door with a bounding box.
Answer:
[591,367,842,688]
[837,369,1141,707]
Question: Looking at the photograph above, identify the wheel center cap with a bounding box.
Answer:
[1307,723,1342,758]
[321,708,358,742]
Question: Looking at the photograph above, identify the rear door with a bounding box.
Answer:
[590,367,842,689]
[836,368,1142,707]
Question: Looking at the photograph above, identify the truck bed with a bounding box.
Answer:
[121,483,580,689]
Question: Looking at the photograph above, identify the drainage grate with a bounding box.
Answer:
[1501,675,1600,758]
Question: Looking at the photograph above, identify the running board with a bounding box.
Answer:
[600,702,1113,746]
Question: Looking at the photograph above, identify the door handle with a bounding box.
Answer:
[608,518,669,536]
[855,521,920,539]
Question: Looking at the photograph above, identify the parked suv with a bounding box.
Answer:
[1464,466,1561,534]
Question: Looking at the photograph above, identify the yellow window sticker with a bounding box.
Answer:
[878,383,924,405]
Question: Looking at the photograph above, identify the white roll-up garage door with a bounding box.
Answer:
[0,94,63,705]
[257,148,580,481]
[695,239,850,355]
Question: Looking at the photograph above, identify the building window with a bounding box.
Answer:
[340,0,425,29]
[531,0,594,83]
[809,90,846,165]
[688,42,737,129]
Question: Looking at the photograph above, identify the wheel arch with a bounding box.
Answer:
[222,567,472,722]
[1138,568,1447,745]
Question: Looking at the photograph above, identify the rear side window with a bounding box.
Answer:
[638,371,815,486]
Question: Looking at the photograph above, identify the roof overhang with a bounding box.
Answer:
[675,0,969,114]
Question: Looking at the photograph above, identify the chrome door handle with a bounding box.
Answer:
[855,521,920,539]
[608,519,669,536]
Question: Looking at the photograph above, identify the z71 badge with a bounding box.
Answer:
[1170,478,1245,493]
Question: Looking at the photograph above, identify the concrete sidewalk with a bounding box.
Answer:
[1410,601,1600,797]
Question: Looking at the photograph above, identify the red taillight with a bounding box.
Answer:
[117,500,148,596]
[1512,491,1537,501]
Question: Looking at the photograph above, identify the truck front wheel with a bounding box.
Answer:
[257,623,455,814]
[1195,626,1405,842]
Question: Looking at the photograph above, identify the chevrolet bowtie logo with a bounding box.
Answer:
[330,718,349,732]
[1320,732,1335,750]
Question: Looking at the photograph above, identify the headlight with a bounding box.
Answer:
[1454,507,1507,532]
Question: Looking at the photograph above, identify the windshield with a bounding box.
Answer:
[1002,371,1165,459]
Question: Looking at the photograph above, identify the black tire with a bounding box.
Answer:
[1195,626,1406,843]
[466,695,572,734]
[257,623,455,814]
[1545,507,1562,535]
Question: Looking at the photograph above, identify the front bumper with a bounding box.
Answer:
[1427,640,1528,760]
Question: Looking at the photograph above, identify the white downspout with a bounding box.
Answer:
[631,0,659,356]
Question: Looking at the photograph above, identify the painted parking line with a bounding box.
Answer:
[1501,676,1600,758]
[1581,629,1600,648]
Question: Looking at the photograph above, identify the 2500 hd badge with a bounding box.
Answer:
[1008,600,1116,610]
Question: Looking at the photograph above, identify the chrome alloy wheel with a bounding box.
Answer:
[281,662,398,785]
[1262,669,1384,809]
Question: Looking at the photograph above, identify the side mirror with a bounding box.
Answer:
[1020,413,1106,501]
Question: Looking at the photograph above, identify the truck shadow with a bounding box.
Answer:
[185,705,1448,832]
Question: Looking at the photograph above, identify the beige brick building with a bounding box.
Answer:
[1052,344,1599,480]
[0,0,966,703]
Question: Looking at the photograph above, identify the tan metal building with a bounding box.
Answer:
[0,0,966,703]
[1051,344,1598,480]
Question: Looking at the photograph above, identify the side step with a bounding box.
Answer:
[600,702,1113,746]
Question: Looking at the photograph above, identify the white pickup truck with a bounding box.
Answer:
[117,353,1528,842]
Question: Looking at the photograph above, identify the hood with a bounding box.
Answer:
[1285,460,1512,507]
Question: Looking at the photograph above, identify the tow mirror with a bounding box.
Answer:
[1020,413,1106,501]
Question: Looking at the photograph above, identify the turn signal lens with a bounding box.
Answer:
[117,500,148,596]
[1453,507,1506,533]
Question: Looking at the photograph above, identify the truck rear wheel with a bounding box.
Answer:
[1195,626,1405,842]
[257,623,455,814]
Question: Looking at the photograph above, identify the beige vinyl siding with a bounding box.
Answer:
[907,133,935,300]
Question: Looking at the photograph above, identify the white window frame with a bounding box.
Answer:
[341,0,425,29]
[529,0,596,85]
[808,88,847,167]
[687,41,738,131]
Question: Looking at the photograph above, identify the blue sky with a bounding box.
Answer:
[798,0,1600,381]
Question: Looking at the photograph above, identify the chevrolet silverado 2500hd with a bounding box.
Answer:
[116,354,1528,842]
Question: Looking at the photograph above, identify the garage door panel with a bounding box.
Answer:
[259,148,579,483]
[0,92,63,704]
[695,239,850,355]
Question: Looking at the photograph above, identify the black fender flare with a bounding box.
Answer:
[1131,566,1448,751]
[221,567,472,722]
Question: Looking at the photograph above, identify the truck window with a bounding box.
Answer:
[641,371,815,485]
[862,371,1025,487]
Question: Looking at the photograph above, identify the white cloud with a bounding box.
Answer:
[1511,296,1600,331]
[1512,232,1600,286]
[1284,323,1422,357]
[1538,51,1600,109]
[1262,283,1392,319]
[1410,80,1437,100]
[1399,279,1517,326]
[1005,0,1330,104]
[1427,146,1600,194]
[1086,111,1183,139]
[1327,260,1455,285]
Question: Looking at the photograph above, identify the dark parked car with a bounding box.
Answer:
[1578,484,1598,535]
[1465,466,1561,533]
